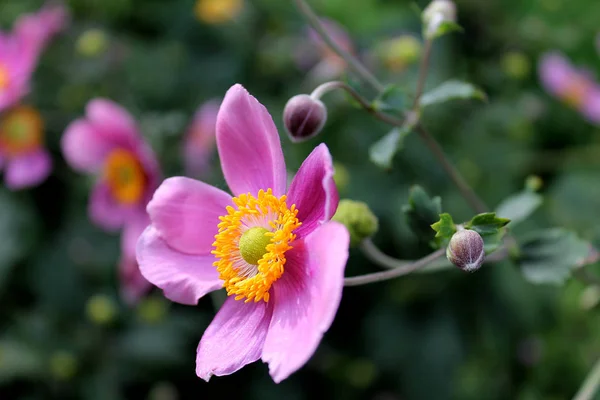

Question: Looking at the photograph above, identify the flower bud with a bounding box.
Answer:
[283,94,327,143]
[76,29,108,58]
[332,199,378,247]
[422,0,457,38]
[446,229,485,272]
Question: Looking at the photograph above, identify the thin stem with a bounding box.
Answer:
[359,238,410,269]
[573,357,600,400]
[310,81,404,126]
[412,39,433,109]
[293,0,384,93]
[344,248,446,287]
[416,124,488,213]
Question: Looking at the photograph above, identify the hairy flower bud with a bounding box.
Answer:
[422,0,457,38]
[283,94,327,142]
[446,229,485,272]
[332,199,379,247]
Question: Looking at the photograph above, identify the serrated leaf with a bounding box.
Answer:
[369,126,412,169]
[495,191,542,227]
[518,229,590,285]
[402,186,442,242]
[372,84,406,113]
[420,80,487,108]
[465,213,510,236]
[431,213,456,240]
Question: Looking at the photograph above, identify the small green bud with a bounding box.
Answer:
[333,161,350,193]
[378,35,422,72]
[76,29,109,58]
[446,229,485,272]
[525,175,543,192]
[137,296,169,324]
[501,51,531,80]
[332,199,379,247]
[86,294,118,325]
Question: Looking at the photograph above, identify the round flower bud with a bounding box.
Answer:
[446,229,485,272]
[332,199,379,247]
[283,94,327,143]
[422,0,457,38]
[76,29,108,58]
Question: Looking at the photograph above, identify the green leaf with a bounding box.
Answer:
[402,186,442,242]
[420,80,487,108]
[425,20,464,39]
[372,84,407,113]
[518,229,591,285]
[465,213,510,236]
[0,340,44,384]
[431,213,456,241]
[495,191,543,227]
[369,126,412,169]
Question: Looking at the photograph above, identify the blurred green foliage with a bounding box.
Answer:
[2,0,600,399]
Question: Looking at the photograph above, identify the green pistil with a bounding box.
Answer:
[239,227,271,265]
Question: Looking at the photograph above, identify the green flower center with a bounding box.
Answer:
[238,227,271,265]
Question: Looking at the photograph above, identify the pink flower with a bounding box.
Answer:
[183,99,220,178]
[539,52,600,124]
[62,99,161,303]
[136,84,349,383]
[0,105,52,189]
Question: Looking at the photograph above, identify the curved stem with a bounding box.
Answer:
[293,0,384,93]
[359,238,410,269]
[344,248,446,287]
[573,357,600,400]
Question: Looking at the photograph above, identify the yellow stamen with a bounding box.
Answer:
[0,63,9,90]
[0,105,43,157]
[212,189,301,303]
[103,149,146,205]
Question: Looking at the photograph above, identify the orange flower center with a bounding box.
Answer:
[0,64,10,91]
[562,76,590,108]
[212,189,301,303]
[0,105,43,157]
[194,0,243,24]
[103,149,146,205]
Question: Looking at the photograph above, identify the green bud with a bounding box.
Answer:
[379,35,422,72]
[76,29,108,58]
[333,161,350,193]
[332,199,378,247]
[525,175,543,192]
[422,0,457,39]
[50,351,78,381]
[86,294,118,325]
[137,296,169,324]
[501,51,531,80]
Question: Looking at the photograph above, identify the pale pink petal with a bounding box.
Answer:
[539,52,573,96]
[287,144,338,238]
[196,297,273,381]
[581,88,600,125]
[216,84,286,197]
[88,183,134,231]
[183,99,220,178]
[61,119,115,173]
[136,226,222,305]
[121,210,150,261]
[262,222,349,383]
[119,254,152,305]
[86,98,140,149]
[4,149,52,190]
[147,177,231,255]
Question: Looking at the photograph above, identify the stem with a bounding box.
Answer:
[344,248,446,287]
[573,357,600,400]
[416,124,488,213]
[412,39,433,109]
[293,0,384,93]
[359,238,410,269]
[310,81,404,126]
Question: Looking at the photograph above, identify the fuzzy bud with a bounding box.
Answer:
[446,229,485,272]
[422,0,457,38]
[283,94,327,143]
[332,199,379,247]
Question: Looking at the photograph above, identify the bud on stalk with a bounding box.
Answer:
[283,94,327,142]
[446,229,485,272]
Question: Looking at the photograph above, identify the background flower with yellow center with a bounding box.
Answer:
[194,0,243,24]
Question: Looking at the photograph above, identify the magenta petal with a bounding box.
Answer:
[581,88,600,125]
[86,98,140,148]
[147,177,231,255]
[287,144,338,238]
[137,226,222,305]
[216,84,287,197]
[88,183,132,231]
[4,149,52,190]
[61,119,114,173]
[196,297,273,381]
[262,221,349,383]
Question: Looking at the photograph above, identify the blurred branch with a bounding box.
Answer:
[344,248,446,286]
[573,357,600,400]
[294,0,384,93]
[412,39,433,109]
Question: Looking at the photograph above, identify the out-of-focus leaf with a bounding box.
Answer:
[518,228,590,285]
[372,84,407,113]
[495,191,543,227]
[420,80,487,108]
[464,213,510,253]
[0,340,44,384]
[369,126,412,169]
[431,213,456,243]
[425,21,464,40]
[402,185,442,242]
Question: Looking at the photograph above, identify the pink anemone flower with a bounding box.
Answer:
[182,98,220,179]
[539,52,600,125]
[62,99,161,303]
[136,84,350,383]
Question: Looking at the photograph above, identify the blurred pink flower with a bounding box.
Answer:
[183,98,220,178]
[539,52,600,124]
[62,99,161,303]
[0,105,51,189]
[136,84,349,382]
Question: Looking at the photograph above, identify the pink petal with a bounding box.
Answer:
[88,182,134,231]
[216,84,286,197]
[196,297,273,381]
[119,254,152,305]
[287,144,339,238]
[262,221,349,383]
[86,98,141,149]
[61,119,115,173]
[183,99,220,178]
[581,88,600,125]
[147,177,232,255]
[121,210,150,261]
[137,226,223,305]
[4,149,52,190]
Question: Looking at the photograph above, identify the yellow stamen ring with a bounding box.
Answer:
[211,189,301,303]
[103,149,146,205]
